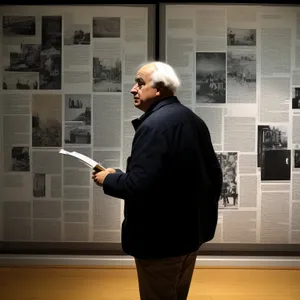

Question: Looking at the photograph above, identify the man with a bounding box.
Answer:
[92,61,222,300]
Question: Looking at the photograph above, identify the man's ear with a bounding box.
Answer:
[155,82,164,96]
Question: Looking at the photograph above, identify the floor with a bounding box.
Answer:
[0,266,300,300]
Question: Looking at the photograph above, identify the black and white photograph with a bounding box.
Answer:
[33,173,46,197]
[295,150,300,168]
[93,17,120,38]
[227,28,256,46]
[3,72,38,90]
[39,51,61,89]
[65,94,91,114]
[65,124,91,144]
[3,44,41,72]
[32,94,62,147]
[227,49,256,103]
[196,52,226,103]
[292,87,300,109]
[257,125,290,181]
[217,152,238,209]
[41,16,62,51]
[64,94,91,145]
[40,16,62,90]
[3,16,35,36]
[93,57,122,92]
[64,24,90,45]
[11,146,30,172]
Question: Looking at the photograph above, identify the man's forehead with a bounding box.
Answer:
[137,66,148,76]
[136,64,155,80]
[135,72,148,82]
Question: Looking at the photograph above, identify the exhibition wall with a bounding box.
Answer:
[0,3,300,255]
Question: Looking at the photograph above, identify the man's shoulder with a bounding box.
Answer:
[147,102,193,127]
[154,102,207,130]
[138,100,208,136]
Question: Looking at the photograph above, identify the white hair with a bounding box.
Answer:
[138,61,181,93]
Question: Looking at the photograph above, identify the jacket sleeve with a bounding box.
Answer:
[200,121,223,202]
[102,124,169,199]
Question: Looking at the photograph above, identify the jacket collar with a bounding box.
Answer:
[131,96,180,131]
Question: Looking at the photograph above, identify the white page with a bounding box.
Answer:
[59,149,105,171]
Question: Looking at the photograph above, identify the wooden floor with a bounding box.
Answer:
[1,266,300,300]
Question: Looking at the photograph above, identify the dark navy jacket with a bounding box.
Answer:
[103,96,222,259]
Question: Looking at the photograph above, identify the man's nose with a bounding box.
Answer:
[130,83,138,94]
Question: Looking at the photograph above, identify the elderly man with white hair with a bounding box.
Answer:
[92,61,222,300]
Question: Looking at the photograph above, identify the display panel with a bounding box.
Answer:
[0,5,151,244]
[164,4,300,244]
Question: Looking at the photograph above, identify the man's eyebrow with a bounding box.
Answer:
[135,77,144,84]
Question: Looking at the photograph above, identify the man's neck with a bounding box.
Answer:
[144,92,175,113]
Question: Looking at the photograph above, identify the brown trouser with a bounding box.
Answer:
[134,251,197,300]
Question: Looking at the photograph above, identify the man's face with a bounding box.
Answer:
[130,64,159,112]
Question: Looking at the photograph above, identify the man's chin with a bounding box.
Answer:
[133,101,144,111]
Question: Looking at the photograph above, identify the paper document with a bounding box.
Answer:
[59,149,106,172]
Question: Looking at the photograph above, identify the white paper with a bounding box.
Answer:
[59,149,105,171]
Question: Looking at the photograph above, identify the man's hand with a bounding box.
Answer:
[92,168,116,186]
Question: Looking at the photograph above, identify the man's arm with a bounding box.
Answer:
[200,120,223,201]
[102,125,169,200]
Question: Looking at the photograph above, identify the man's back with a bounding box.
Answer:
[121,96,222,259]
[97,62,222,300]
